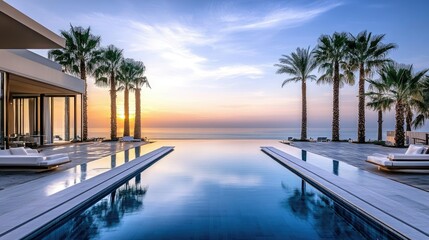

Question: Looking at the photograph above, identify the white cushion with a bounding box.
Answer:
[405,144,424,155]
[10,147,27,155]
[0,150,11,156]
[388,154,429,161]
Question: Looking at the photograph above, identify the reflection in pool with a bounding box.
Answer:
[41,140,394,239]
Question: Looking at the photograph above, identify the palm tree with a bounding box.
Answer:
[369,63,428,147]
[48,25,101,141]
[314,32,355,141]
[347,31,396,143]
[275,47,318,140]
[117,58,142,137]
[131,65,151,139]
[94,45,123,140]
[413,77,429,128]
[366,80,393,141]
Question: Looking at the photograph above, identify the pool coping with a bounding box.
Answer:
[0,146,174,240]
[261,146,429,240]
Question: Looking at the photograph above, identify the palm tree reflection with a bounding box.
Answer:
[135,147,141,158]
[124,149,129,163]
[110,155,116,168]
[281,180,314,220]
[43,173,147,239]
[301,150,307,162]
[333,160,339,175]
[281,181,364,239]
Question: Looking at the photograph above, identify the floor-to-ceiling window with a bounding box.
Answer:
[0,71,5,149]
[7,95,80,147]
[9,97,39,147]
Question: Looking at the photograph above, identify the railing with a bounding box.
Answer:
[412,133,429,145]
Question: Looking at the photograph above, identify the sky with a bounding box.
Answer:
[6,0,429,133]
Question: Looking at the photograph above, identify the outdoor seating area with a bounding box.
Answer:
[8,134,40,148]
[367,144,429,170]
[0,147,70,169]
[317,137,328,142]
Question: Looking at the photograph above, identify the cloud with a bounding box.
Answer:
[221,2,342,32]
[76,12,265,84]
[125,20,264,81]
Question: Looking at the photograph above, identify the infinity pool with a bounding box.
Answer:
[40,140,394,239]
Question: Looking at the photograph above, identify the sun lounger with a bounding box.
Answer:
[120,136,142,142]
[280,140,292,145]
[366,144,429,170]
[0,147,70,168]
[317,137,328,142]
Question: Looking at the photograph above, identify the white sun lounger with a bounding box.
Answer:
[366,144,429,170]
[0,147,70,168]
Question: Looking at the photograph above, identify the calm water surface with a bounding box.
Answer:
[89,127,381,140]
[42,140,384,239]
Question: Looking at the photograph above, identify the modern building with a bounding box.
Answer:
[0,1,84,148]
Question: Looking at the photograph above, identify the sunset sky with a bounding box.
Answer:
[7,0,429,132]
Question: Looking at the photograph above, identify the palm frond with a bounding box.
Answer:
[275,47,318,88]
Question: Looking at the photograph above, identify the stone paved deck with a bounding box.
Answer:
[0,141,145,190]
[290,141,429,191]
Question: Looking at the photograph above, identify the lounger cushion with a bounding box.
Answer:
[0,150,11,156]
[0,154,70,167]
[388,154,429,161]
[25,149,39,154]
[367,155,429,169]
[405,144,425,155]
[10,147,27,155]
[367,156,392,166]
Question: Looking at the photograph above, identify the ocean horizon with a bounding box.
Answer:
[88,127,383,141]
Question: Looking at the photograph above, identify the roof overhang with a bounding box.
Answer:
[0,1,65,49]
[0,50,84,94]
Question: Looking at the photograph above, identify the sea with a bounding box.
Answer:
[88,127,382,141]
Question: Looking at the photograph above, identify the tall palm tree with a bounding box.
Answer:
[275,47,318,140]
[369,63,428,147]
[413,77,429,129]
[366,80,393,141]
[314,32,355,141]
[117,58,141,137]
[48,25,101,141]
[347,31,396,143]
[131,65,151,139]
[94,45,123,140]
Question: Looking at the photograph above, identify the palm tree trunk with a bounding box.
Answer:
[134,88,141,139]
[80,61,88,141]
[110,72,117,140]
[395,100,405,147]
[332,61,340,141]
[301,80,307,140]
[123,87,130,136]
[377,110,383,141]
[357,64,366,143]
[405,105,412,132]
[64,97,70,141]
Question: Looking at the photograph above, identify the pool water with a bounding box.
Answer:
[41,140,391,239]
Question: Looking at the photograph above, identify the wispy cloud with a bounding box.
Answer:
[221,2,342,32]
[78,12,265,83]
[125,20,265,81]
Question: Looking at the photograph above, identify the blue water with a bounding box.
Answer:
[41,140,393,239]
